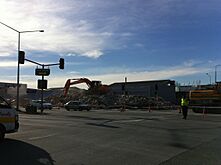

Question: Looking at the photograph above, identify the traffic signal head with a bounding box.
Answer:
[59,58,64,69]
[19,51,25,64]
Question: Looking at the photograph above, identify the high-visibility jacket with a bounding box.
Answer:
[181,98,189,106]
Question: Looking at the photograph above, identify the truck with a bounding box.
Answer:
[189,83,221,113]
[0,96,19,142]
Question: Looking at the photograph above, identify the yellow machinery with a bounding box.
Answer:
[189,83,221,113]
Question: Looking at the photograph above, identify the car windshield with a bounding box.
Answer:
[0,96,10,108]
[32,100,49,103]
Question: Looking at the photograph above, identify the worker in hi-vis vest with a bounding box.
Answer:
[181,96,189,119]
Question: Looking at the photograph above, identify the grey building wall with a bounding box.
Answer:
[0,82,27,98]
[109,80,176,103]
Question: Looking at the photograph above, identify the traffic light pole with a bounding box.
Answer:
[22,58,64,114]
[41,64,45,113]
[17,32,20,111]
[0,21,44,111]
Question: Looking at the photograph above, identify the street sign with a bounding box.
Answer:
[35,68,50,76]
[38,80,47,89]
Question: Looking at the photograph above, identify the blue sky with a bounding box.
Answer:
[0,0,221,88]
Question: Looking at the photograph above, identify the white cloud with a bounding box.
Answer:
[82,50,103,59]
[121,33,133,37]
[0,0,186,59]
[66,53,77,57]
[0,0,218,89]
[9,65,208,88]
[183,59,202,67]
[0,0,110,58]
[1,0,219,60]
[65,49,104,58]
[89,66,208,85]
[134,43,144,47]
[1,0,173,58]
[0,61,33,67]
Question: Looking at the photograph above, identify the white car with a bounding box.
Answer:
[31,100,52,110]
[0,96,19,141]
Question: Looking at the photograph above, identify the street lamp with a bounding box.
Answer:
[206,73,211,85]
[0,21,44,110]
[215,64,221,84]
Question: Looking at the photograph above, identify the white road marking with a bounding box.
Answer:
[29,134,57,140]
[112,119,144,123]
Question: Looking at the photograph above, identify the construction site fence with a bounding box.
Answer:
[139,105,221,113]
[190,106,221,114]
[91,105,180,111]
[92,105,221,113]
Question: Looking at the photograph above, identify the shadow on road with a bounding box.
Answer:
[68,115,111,121]
[168,130,190,149]
[87,122,120,129]
[0,139,54,165]
[19,111,51,115]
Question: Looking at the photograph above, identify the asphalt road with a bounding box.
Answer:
[1,108,221,165]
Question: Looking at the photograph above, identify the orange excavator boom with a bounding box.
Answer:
[64,78,92,96]
[63,78,108,96]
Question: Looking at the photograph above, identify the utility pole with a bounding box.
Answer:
[0,21,44,111]
[41,65,45,113]
[121,77,127,112]
[206,73,212,85]
[215,65,221,83]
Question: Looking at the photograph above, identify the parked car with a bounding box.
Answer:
[30,100,52,110]
[64,101,91,111]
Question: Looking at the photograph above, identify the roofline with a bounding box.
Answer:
[109,79,174,86]
[0,82,26,85]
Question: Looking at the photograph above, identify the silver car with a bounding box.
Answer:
[64,101,91,111]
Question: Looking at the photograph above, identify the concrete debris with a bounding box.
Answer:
[25,87,176,110]
[47,93,175,110]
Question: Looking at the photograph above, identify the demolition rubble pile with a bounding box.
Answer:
[46,94,175,110]
[45,87,175,110]
[76,94,174,109]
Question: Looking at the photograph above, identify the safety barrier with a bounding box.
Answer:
[190,106,221,118]
[145,105,221,117]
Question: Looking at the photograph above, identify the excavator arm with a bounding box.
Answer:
[63,78,109,96]
[63,78,92,96]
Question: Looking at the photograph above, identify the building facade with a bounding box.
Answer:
[109,80,176,103]
[0,82,27,98]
